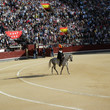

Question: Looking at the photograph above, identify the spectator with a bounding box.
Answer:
[50,46,54,57]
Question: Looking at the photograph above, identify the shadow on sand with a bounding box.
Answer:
[4,74,52,80]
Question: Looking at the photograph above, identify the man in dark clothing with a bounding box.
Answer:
[57,48,64,67]
[50,47,54,57]
[42,47,46,57]
[0,23,4,34]
[33,48,38,59]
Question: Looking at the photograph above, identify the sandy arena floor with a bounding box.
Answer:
[0,53,110,110]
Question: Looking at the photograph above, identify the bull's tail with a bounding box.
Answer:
[49,59,52,69]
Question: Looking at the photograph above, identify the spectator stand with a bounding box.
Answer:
[0,0,110,61]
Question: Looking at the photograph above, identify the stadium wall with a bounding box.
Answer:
[0,50,26,61]
[53,44,110,53]
[0,44,110,61]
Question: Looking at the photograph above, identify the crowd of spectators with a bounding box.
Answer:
[0,0,109,50]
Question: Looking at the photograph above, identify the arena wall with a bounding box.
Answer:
[0,50,26,60]
[53,44,110,53]
[0,44,110,60]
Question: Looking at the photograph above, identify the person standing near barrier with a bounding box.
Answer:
[33,48,37,59]
[42,47,46,57]
[35,48,38,58]
[50,46,54,57]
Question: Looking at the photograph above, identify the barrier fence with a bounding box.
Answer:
[0,44,110,60]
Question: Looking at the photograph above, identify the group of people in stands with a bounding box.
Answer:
[0,0,109,50]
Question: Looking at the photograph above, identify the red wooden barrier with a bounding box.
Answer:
[53,44,110,53]
[27,44,35,56]
[0,50,26,59]
[0,44,110,60]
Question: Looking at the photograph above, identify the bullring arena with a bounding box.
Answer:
[0,53,110,110]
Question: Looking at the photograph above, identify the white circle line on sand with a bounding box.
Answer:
[0,60,38,71]
[17,61,110,99]
[0,91,82,110]
[0,58,49,71]
[0,63,24,71]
